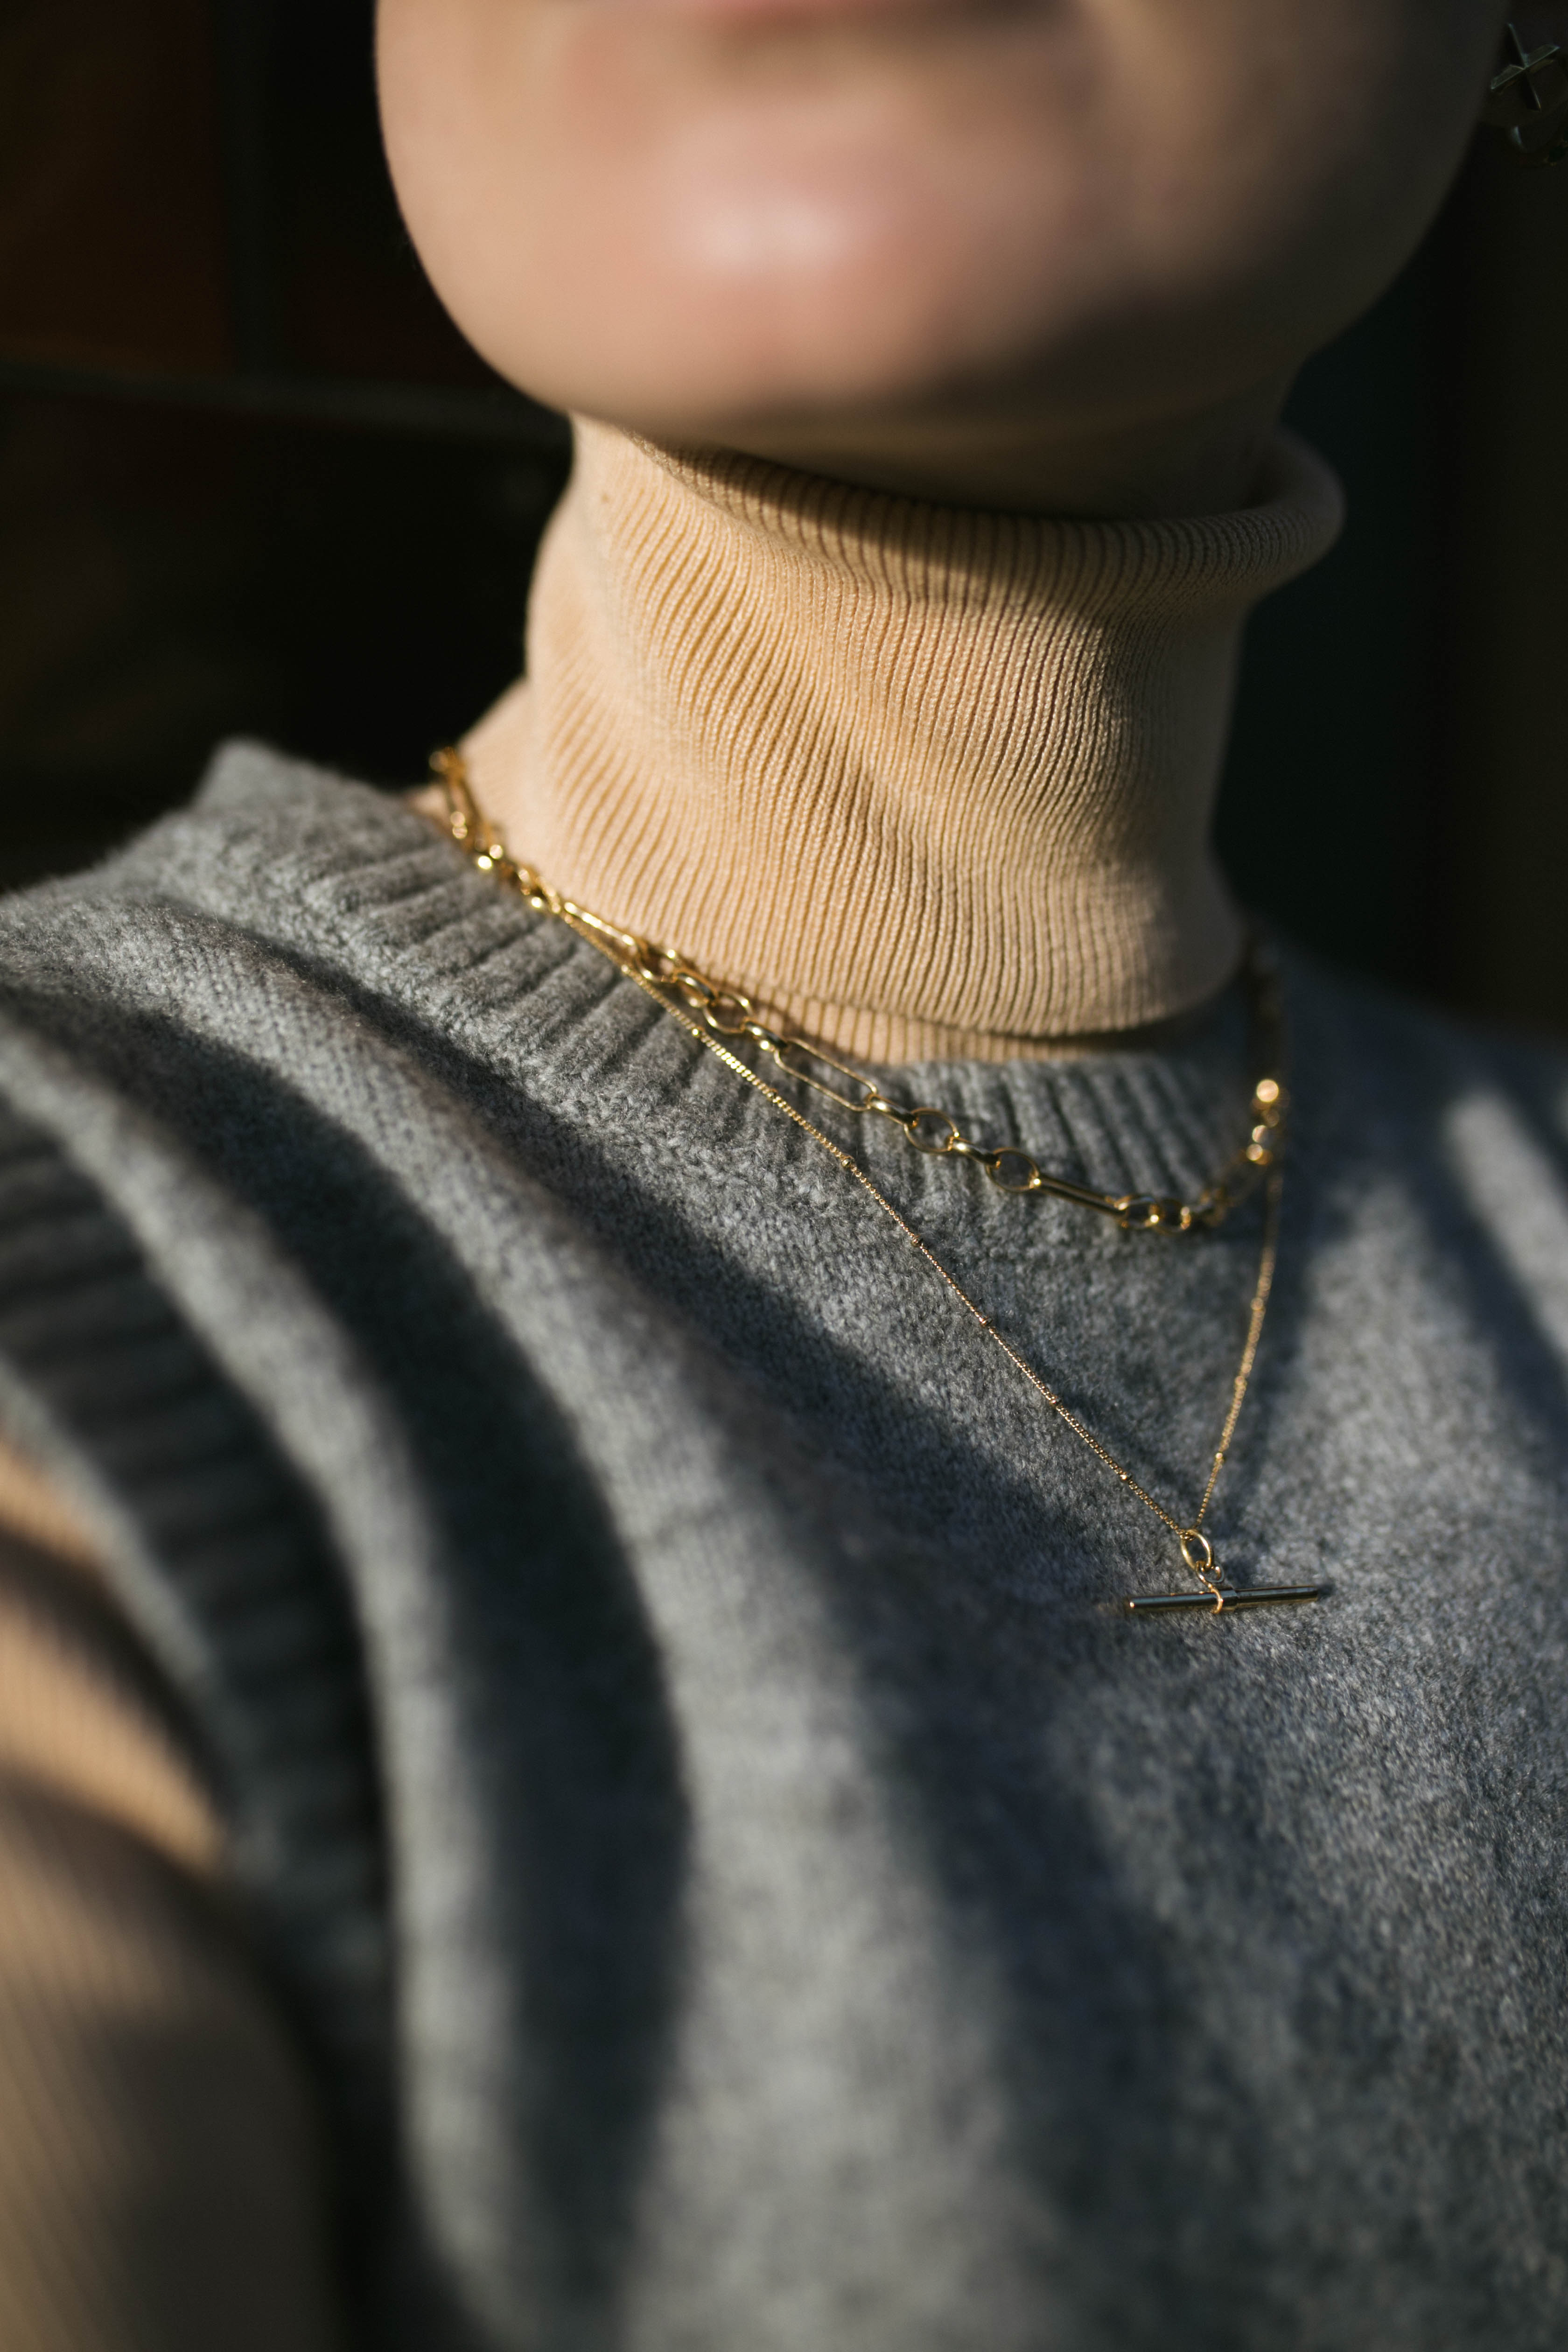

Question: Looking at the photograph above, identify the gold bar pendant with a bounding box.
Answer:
[1124,1583,1326,1617]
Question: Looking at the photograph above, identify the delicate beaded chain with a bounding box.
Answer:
[429,748,1289,1610]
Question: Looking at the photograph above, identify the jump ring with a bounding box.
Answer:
[703,993,756,1036]
[905,1109,960,1155]
[987,1148,1043,1195]
[1180,1529,1215,1575]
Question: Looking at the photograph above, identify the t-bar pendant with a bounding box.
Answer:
[1124,1584,1326,1616]
[1124,1527,1326,1617]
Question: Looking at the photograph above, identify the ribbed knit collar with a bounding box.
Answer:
[155,745,1292,1227]
[461,420,1342,1064]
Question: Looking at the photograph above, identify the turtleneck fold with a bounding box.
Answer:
[464,419,1342,1062]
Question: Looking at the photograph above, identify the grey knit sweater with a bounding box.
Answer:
[0,742,1566,2352]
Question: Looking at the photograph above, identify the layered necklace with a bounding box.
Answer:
[432,748,1324,1619]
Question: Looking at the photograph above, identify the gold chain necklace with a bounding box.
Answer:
[430,749,1324,1619]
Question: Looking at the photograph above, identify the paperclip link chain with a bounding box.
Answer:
[429,749,1288,1609]
[431,749,1288,1237]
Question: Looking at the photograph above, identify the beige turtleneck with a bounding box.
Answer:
[463,419,1342,1063]
[0,1440,343,2352]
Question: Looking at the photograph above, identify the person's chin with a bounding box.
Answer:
[476,283,1053,464]
[465,156,1109,448]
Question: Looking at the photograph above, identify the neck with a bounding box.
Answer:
[462,420,1341,1063]
[718,374,1298,523]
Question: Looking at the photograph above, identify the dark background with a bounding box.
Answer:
[2,0,1566,1036]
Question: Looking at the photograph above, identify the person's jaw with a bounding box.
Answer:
[378,0,1505,516]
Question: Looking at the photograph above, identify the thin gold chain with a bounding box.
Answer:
[428,749,1285,1607]
[429,752,1287,1238]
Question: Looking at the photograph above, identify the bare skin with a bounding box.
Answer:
[375,0,1547,517]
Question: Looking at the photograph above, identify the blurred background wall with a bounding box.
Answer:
[1,0,1565,1038]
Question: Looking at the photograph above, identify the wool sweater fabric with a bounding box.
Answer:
[0,743,1566,2351]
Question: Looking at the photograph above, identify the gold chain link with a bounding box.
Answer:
[431,751,1288,1236]
[429,748,1287,1607]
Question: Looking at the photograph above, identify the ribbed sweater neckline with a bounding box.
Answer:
[147,747,1293,1224]
[460,420,1342,1063]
